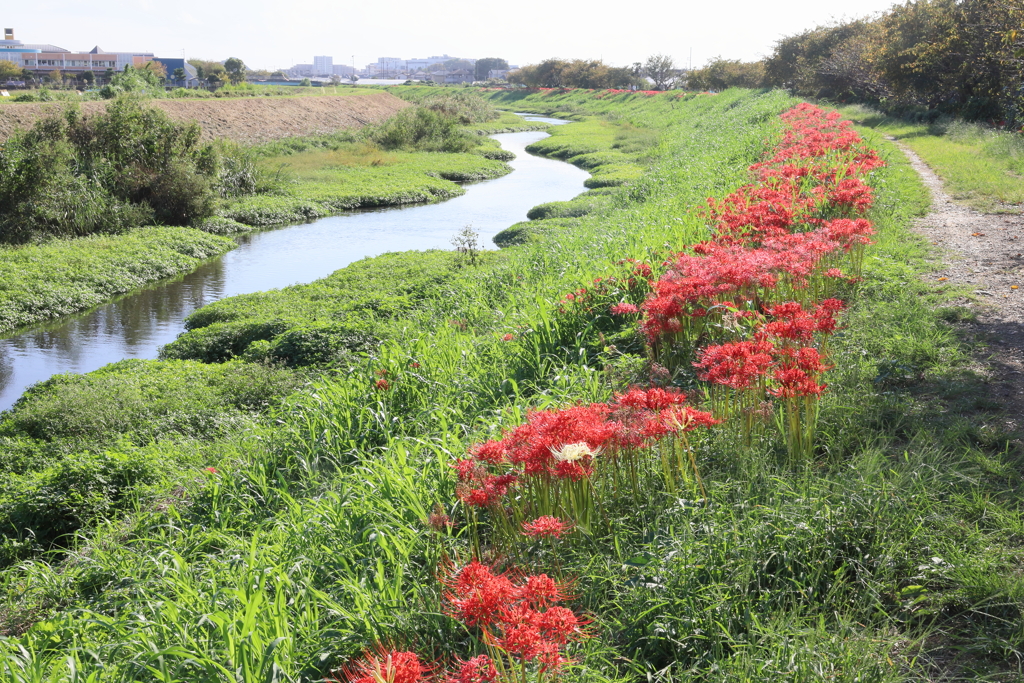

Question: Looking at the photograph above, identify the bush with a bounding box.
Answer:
[367,107,478,153]
[0,96,219,242]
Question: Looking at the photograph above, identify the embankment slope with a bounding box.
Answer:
[0,91,411,143]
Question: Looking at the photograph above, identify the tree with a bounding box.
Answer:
[688,57,765,91]
[224,57,246,85]
[140,60,167,79]
[644,54,677,90]
[299,77,312,87]
[270,70,287,80]
[329,74,341,85]
[509,58,642,89]
[0,60,20,80]
[81,70,95,86]
[99,64,164,98]
[474,57,509,81]
[47,70,63,86]
[172,67,186,82]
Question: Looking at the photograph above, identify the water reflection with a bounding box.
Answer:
[0,125,588,411]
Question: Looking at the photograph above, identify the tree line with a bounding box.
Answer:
[691,0,1024,123]
[507,55,680,90]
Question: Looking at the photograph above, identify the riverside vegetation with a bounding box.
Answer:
[0,91,530,333]
[0,88,1020,681]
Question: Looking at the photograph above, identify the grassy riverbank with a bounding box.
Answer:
[0,106,539,330]
[0,228,234,334]
[0,89,1020,681]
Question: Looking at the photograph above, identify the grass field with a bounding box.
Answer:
[0,89,1020,681]
[841,104,1024,212]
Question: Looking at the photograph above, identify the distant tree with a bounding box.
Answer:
[224,57,246,85]
[299,77,312,87]
[474,57,509,81]
[103,68,114,84]
[190,59,227,87]
[509,58,642,89]
[140,60,167,79]
[329,74,341,84]
[172,67,186,82]
[47,70,63,86]
[81,70,95,85]
[270,70,287,80]
[0,60,20,80]
[644,53,677,90]
[99,64,164,98]
[688,57,765,91]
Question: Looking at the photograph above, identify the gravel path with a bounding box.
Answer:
[892,138,1024,431]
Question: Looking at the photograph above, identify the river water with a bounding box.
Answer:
[0,117,585,411]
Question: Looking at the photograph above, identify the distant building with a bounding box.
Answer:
[428,68,474,84]
[286,63,313,77]
[332,64,355,77]
[487,69,509,80]
[0,29,154,78]
[313,55,333,76]
[154,58,199,86]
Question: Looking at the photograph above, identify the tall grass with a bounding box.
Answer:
[0,89,1019,681]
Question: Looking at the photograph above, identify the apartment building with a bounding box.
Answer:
[0,28,154,76]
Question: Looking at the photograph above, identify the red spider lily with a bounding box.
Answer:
[445,656,497,683]
[336,648,428,683]
[610,302,639,315]
[522,516,573,539]
[205,466,218,474]
[695,339,776,390]
[375,379,391,391]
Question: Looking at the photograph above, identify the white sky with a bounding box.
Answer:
[6,0,902,71]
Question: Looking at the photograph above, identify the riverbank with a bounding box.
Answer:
[0,111,543,332]
[0,228,234,334]
[1,89,1021,680]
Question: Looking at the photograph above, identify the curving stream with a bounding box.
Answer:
[0,117,586,411]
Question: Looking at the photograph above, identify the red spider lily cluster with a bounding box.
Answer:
[636,103,883,462]
[454,387,718,535]
[522,516,574,539]
[334,564,587,683]
[443,562,588,678]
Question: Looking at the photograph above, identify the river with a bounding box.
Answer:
[0,117,585,412]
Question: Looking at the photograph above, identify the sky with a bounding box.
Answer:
[6,0,904,72]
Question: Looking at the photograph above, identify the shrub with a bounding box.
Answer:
[367,107,478,153]
[0,96,219,242]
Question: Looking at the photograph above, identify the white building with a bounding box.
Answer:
[313,55,333,76]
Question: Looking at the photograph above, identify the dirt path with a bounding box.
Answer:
[892,139,1024,432]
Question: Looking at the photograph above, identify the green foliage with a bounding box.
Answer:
[99,64,164,99]
[688,57,766,90]
[0,90,1020,680]
[764,0,1024,122]
[509,58,643,89]
[366,106,479,153]
[0,96,219,242]
[474,57,509,81]
[842,104,1024,210]
[0,227,234,333]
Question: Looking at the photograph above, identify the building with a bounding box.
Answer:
[313,55,333,76]
[332,64,355,77]
[0,28,154,78]
[154,57,199,87]
[428,68,474,84]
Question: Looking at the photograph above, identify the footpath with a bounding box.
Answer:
[896,139,1024,433]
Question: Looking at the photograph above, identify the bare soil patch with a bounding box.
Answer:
[895,138,1024,433]
[0,92,410,144]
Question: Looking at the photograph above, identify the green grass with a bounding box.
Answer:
[0,89,1020,681]
[841,104,1024,212]
[0,227,234,334]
